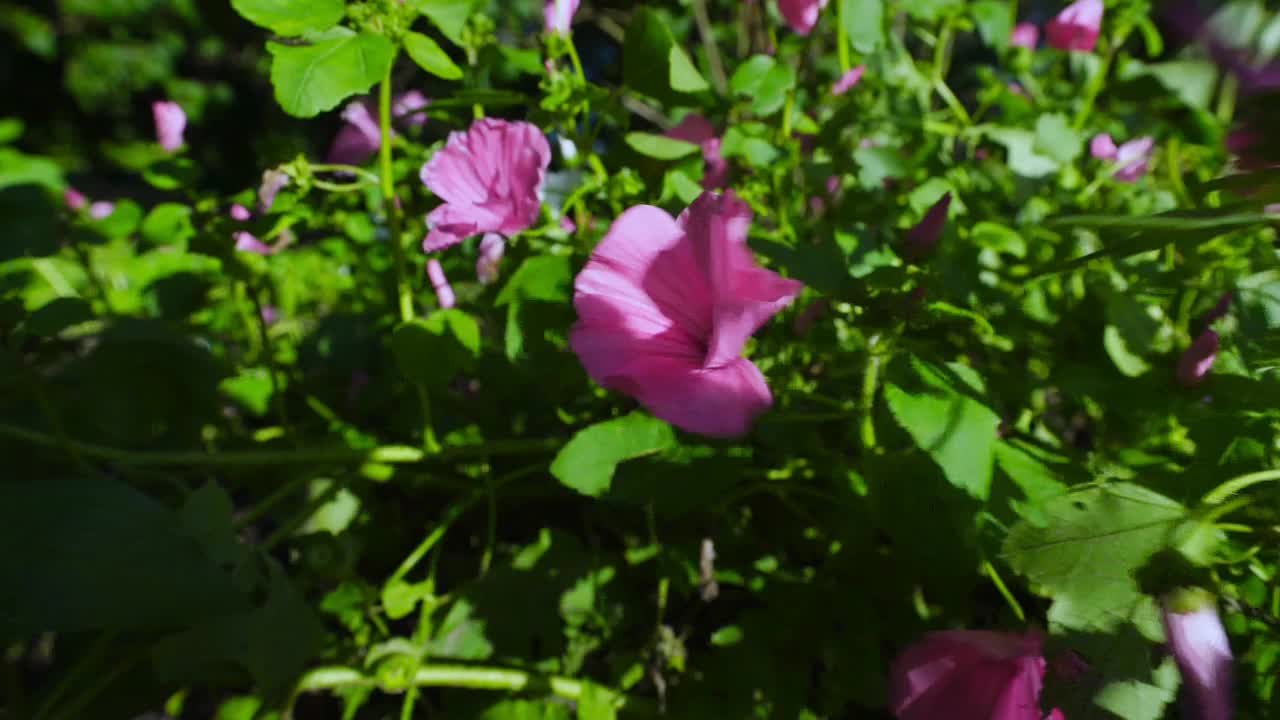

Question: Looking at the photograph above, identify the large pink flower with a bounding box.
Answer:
[420,118,551,252]
[570,191,802,437]
[777,0,829,36]
[1046,0,1103,52]
[890,630,1061,720]
[152,101,187,152]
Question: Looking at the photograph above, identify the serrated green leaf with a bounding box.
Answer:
[411,0,476,46]
[551,413,677,497]
[267,31,395,118]
[495,255,572,306]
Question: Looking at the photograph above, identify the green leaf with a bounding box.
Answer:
[1141,60,1218,110]
[496,255,572,306]
[0,478,248,636]
[625,132,700,160]
[854,145,907,189]
[230,0,344,36]
[971,1,1012,50]
[0,147,63,191]
[220,367,275,416]
[25,297,94,337]
[668,45,709,93]
[404,31,463,81]
[1033,113,1082,165]
[902,0,962,21]
[884,358,1000,500]
[267,30,396,118]
[729,55,777,96]
[551,412,677,497]
[140,202,195,247]
[986,127,1058,178]
[721,126,779,167]
[577,683,619,720]
[1003,482,1187,632]
[411,0,476,46]
[750,63,796,116]
[391,310,482,390]
[0,118,23,144]
[430,598,495,660]
[841,0,884,53]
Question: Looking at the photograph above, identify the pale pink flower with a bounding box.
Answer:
[1046,0,1103,52]
[89,201,115,220]
[64,188,87,211]
[544,0,579,35]
[426,258,456,309]
[1090,133,1119,159]
[476,233,505,285]
[229,204,252,222]
[1177,330,1219,387]
[890,630,1061,720]
[777,0,829,36]
[665,114,728,190]
[1092,134,1154,182]
[1162,590,1233,720]
[831,65,867,95]
[570,191,802,437]
[1010,22,1040,49]
[903,192,952,261]
[235,232,276,256]
[420,119,551,252]
[152,101,187,152]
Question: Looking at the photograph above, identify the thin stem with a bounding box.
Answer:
[984,560,1026,622]
[415,383,440,454]
[837,0,851,72]
[690,0,728,94]
[309,163,381,185]
[379,65,415,324]
[1203,468,1280,505]
[1216,72,1238,126]
[0,421,561,468]
[1073,47,1115,131]
[247,284,293,439]
[565,35,587,84]
[860,337,883,452]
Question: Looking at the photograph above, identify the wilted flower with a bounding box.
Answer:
[426,258,456,309]
[544,0,579,35]
[1010,22,1040,49]
[665,114,728,190]
[1046,0,1104,53]
[903,192,952,261]
[777,0,829,36]
[420,118,551,252]
[569,190,802,437]
[832,65,867,95]
[1162,589,1233,720]
[152,100,187,152]
[1177,330,1219,387]
[890,629,1062,720]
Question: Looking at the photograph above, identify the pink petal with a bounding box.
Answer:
[1113,136,1154,183]
[903,192,952,261]
[229,204,252,222]
[260,305,280,325]
[831,65,866,95]
[777,0,830,36]
[1046,0,1103,52]
[476,233,506,285]
[1090,133,1118,160]
[152,100,187,152]
[891,631,1047,720]
[393,91,430,128]
[1163,600,1233,720]
[64,188,87,211]
[258,169,290,213]
[420,119,550,251]
[701,139,729,190]
[235,231,274,256]
[1010,22,1040,49]
[544,0,580,34]
[601,354,775,438]
[1177,330,1219,387]
[89,201,115,220]
[426,258,456,309]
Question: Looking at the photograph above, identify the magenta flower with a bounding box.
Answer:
[420,118,551,253]
[476,233,506,285]
[89,201,115,220]
[665,114,729,190]
[890,630,1061,720]
[235,232,278,256]
[544,0,579,35]
[1010,22,1040,49]
[1046,0,1104,52]
[903,192,952,261]
[64,188,87,211]
[777,0,829,36]
[426,259,456,309]
[229,204,252,222]
[1162,590,1233,720]
[1177,330,1219,387]
[152,101,187,152]
[831,65,867,96]
[570,191,802,437]
[1092,134,1154,182]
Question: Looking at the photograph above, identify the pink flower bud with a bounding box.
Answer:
[64,188,87,211]
[1046,0,1104,53]
[1162,589,1233,720]
[831,65,866,95]
[1177,330,1219,387]
[1010,22,1040,49]
[229,204,252,222]
[1090,133,1119,160]
[544,0,580,35]
[260,305,279,326]
[258,169,290,213]
[234,231,274,256]
[152,100,187,152]
[427,258,455,309]
[89,201,115,220]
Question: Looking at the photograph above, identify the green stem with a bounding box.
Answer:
[309,163,381,185]
[860,337,883,452]
[836,0,851,72]
[0,421,561,468]
[415,383,440,454]
[565,36,587,85]
[1216,72,1238,126]
[1073,47,1115,131]
[379,65,415,324]
[1203,468,1280,505]
[389,497,475,585]
[690,0,728,94]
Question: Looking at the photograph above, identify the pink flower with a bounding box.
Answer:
[544,0,579,35]
[560,215,577,234]
[420,118,551,253]
[1177,330,1219,387]
[235,231,276,256]
[777,0,830,36]
[476,233,506,285]
[229,204,252,222]
[903,192,952,261]
[1010,22,1040,49]
[393,90,430,128]
[327,93,430,166]
[831,65,867,96]
[665,114,728,190]
[64,188,87,211]
[152,101,187,152]
[260,305,280,326]
[569,191,803,437]
[89,201,115,220]
[1046,0,1103,52]
[258,169,290,213]
[426,258,456,309]
[1162,590,1233,720]
[1092,134,1154,182]
[890,630,1061,720]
